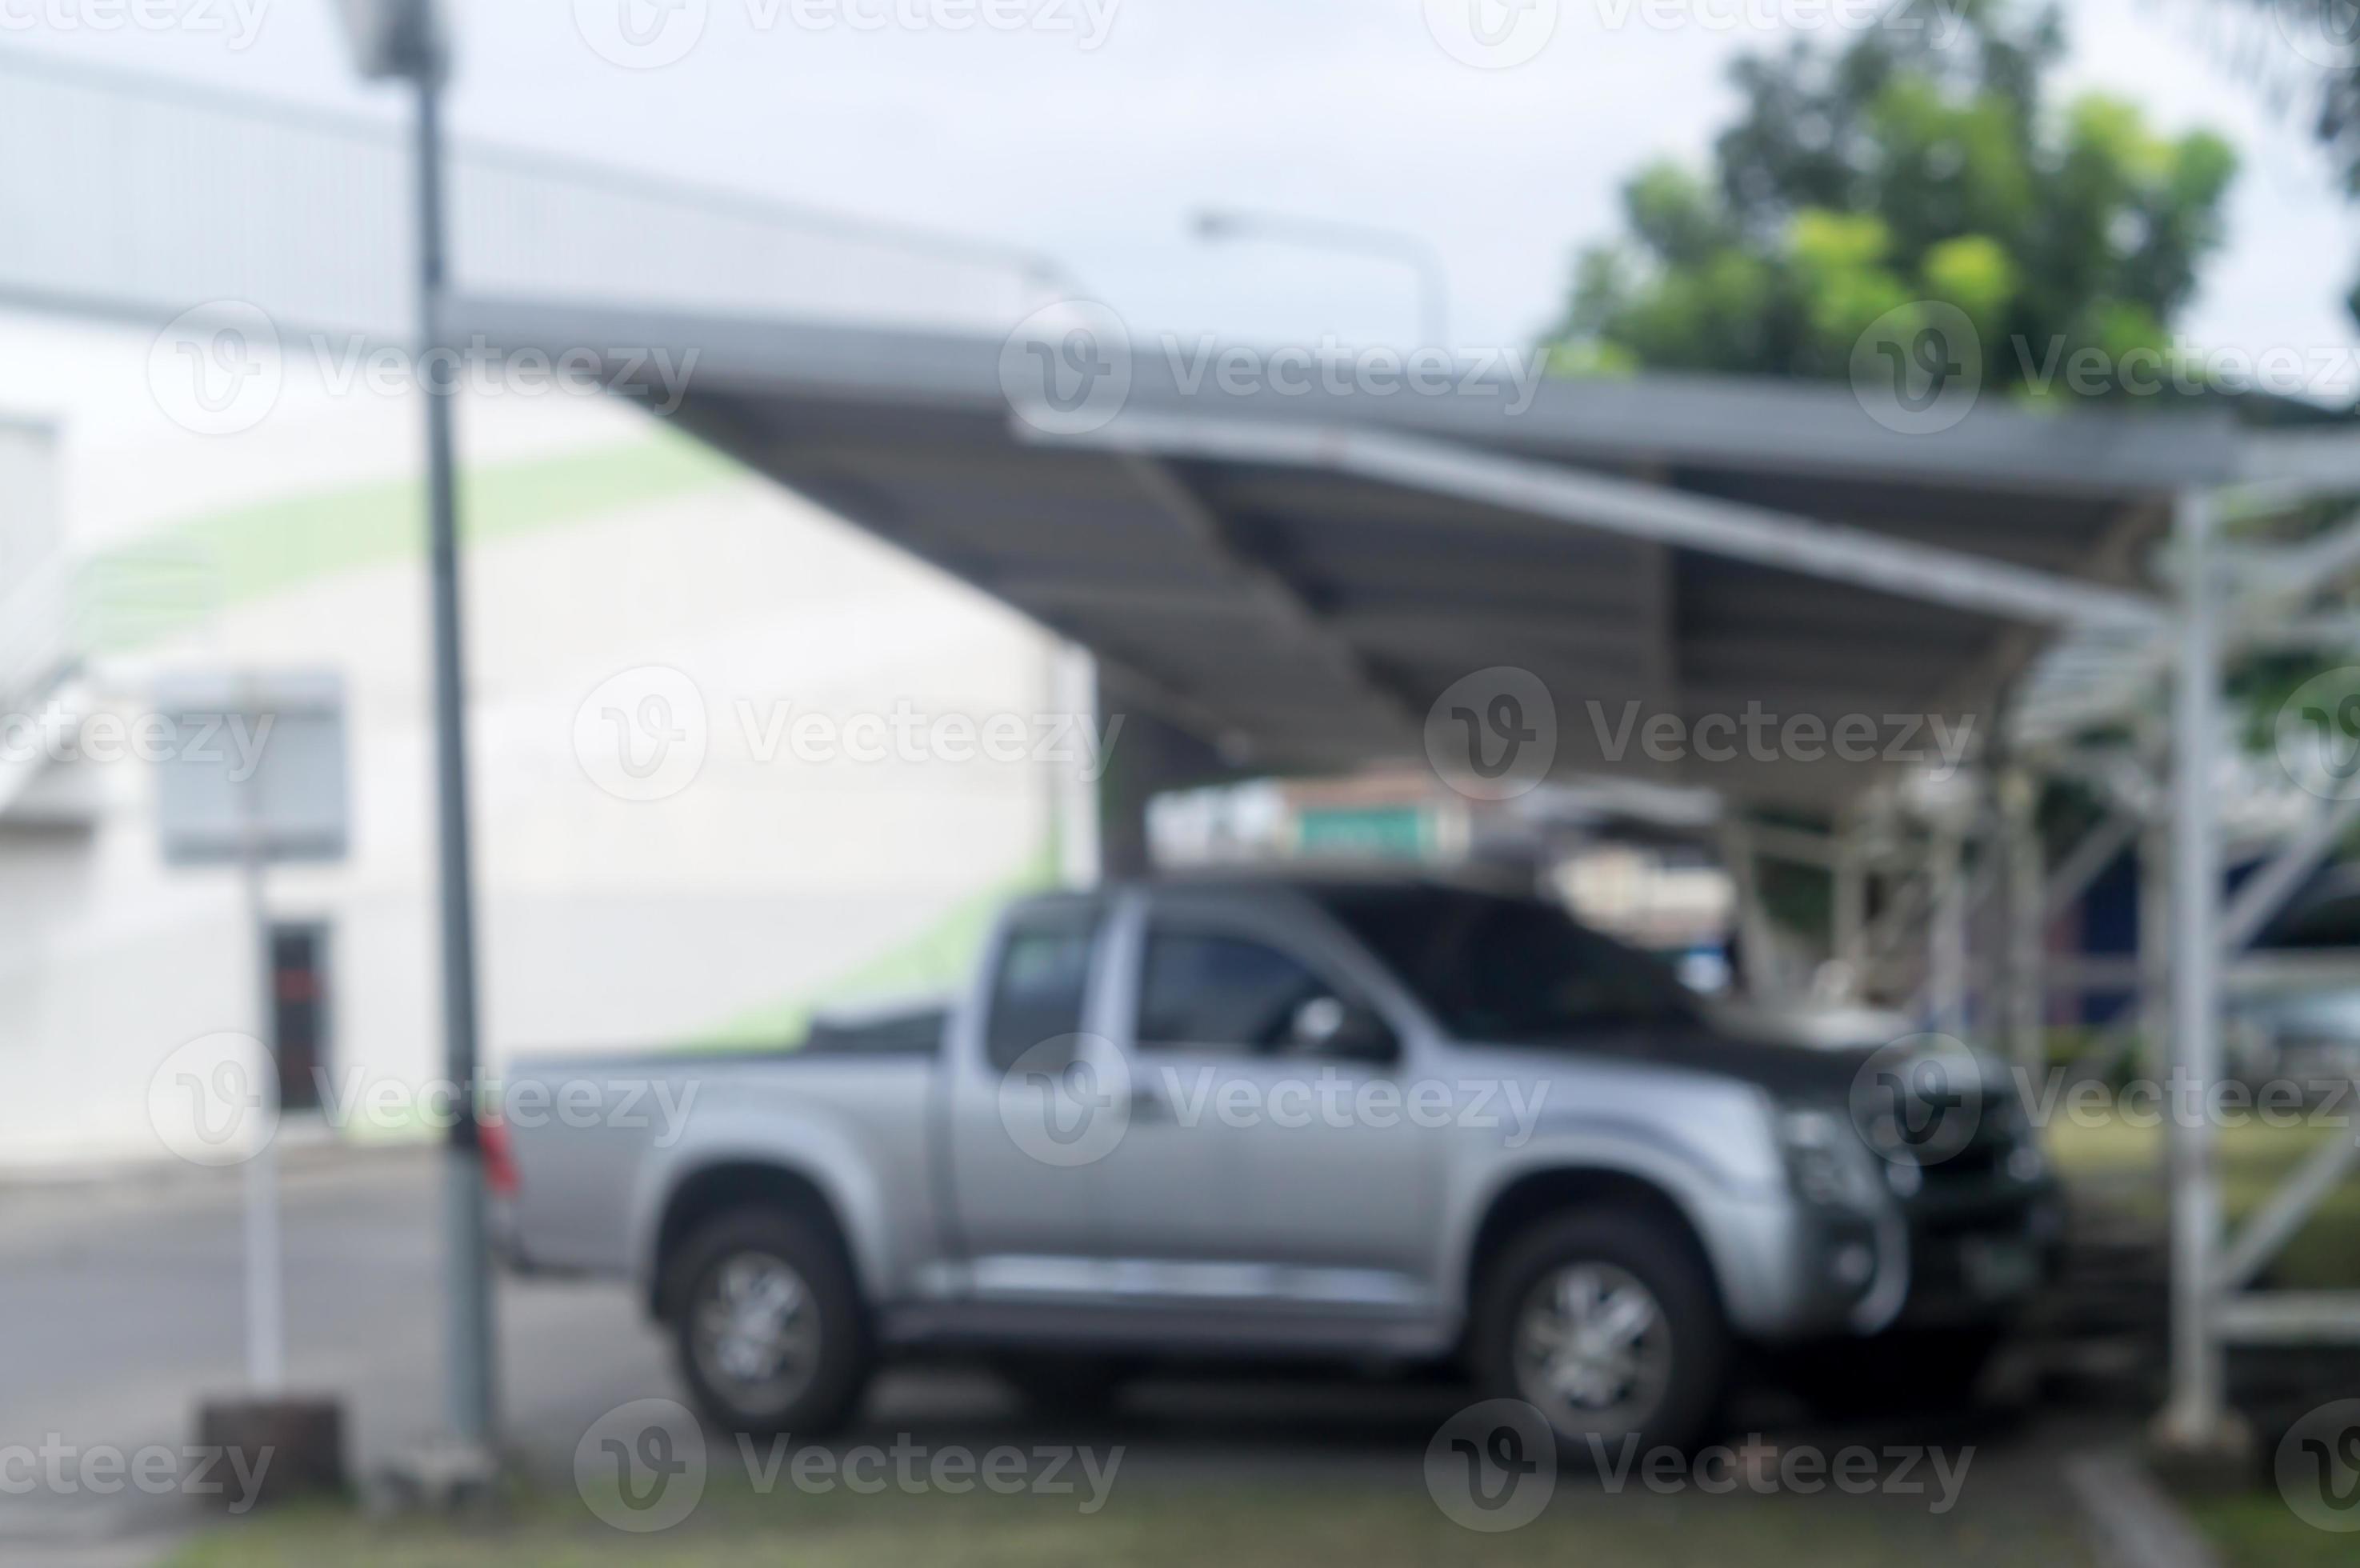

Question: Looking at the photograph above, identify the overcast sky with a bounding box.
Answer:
[6,0,2359,388]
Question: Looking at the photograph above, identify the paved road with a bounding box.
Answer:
[0,1149,2123,1562]
[0,1149,676,1555]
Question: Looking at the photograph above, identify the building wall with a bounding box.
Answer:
[0,326,1070,1170]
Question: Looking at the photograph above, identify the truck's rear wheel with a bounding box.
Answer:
[1473,1209,1728,1458]
[663,1208,870,1437]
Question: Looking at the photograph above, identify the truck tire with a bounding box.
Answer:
[662,1207,871,1437]
[1471,1208,1728,1458]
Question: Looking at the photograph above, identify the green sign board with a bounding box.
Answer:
[1293,805,1434,861]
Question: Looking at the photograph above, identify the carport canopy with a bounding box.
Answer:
[462,296,2242,812]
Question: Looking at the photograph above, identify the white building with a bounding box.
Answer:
[0,318,1086,1170]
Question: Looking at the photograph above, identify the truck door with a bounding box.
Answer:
[943,898,1121,1288]
[1094,890,1441,1318]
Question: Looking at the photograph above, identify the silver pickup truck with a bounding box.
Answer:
[494,875,2061,1453]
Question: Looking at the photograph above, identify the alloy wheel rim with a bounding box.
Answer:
[1511,1261,1672,1435]
[690,1251,822,1411]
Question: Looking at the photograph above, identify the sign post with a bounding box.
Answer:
[155,670,349,1391]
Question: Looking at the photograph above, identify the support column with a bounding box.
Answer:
[1094,670,1242,882]
[2002,769,2045,1072]
[2138,809,2173,1088]
[1929,821,1969,1039]
[1722,817,1782,1002]
[1832,816,1867,998]
[2156,489,2242,1459]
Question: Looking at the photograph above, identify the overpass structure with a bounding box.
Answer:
[7,46,2360,1457]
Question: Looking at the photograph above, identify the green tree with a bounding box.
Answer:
[1548,0,2239,402]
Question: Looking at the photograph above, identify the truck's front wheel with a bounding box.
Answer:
[662,1209,871,1437]
[1472,1209,1728,1458]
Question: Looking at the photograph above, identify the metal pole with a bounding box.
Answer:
[417,64,495,1450]
[1929,822,1969,1038]
[2138,788,2172,1089]
[1831,814,1866,989]
[1722,818,1781,1002]
[2002,769,2045,1072]
[239,757,285,1393]
[2160,489,2226,1448]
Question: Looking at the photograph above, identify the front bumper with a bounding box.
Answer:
[1890,1176,2066,1328]
[1753,1168,2063,1342]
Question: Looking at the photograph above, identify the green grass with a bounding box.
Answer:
[167,1474,2094,1568]
[686,842,1061,1050]
[2042,1110,2360,1290]
[2182,1490,2360,1567]
[94,429,742,650]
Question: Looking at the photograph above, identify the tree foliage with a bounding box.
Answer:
[1548,0,2240,401]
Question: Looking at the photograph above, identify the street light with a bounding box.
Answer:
[1192,206,1451,348]
[333,0,496,1458]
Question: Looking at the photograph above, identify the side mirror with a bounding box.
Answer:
[1290,996,1398,1063]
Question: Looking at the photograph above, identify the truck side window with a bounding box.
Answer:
[1137,930,1343,1055]
[983,919,1095,1071]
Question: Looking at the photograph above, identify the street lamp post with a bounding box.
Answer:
[1193,206,1450,348]
[334,0,496,1454]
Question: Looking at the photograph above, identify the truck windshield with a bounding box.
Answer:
[1310,885,1698,1043]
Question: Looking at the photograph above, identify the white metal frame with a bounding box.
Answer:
[1038,408,2360,1447]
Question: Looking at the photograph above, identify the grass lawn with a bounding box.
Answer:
[2182,1492,2360,1568]
[2042,1109,2360,1290]
[2047,1107,2360,1563]
[169,1471,2095,1568]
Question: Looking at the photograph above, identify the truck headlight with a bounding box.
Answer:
[1778,1106,1885,1210]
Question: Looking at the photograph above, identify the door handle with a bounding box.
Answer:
[1129,1085,1170,1122]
